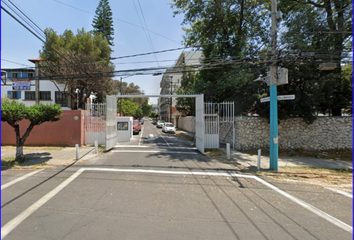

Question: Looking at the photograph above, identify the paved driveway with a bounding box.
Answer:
[1,120,352,239]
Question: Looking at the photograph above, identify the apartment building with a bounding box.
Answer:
[159,51,202,124]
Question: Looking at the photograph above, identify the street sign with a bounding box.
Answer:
[260,95,295,103]
[277,95,295,100]
[260,97,270,103]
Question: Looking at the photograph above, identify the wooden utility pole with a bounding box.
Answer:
[28,58,42,105]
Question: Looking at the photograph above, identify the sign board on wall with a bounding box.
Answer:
[12,79,30,90]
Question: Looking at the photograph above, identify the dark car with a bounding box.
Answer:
[133,120,141,134]
[140,118,144,125]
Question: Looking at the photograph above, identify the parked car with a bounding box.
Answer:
[133,119,141,134]
[162,122,176,133]
[156,120,165,128]
[140,118,144,125]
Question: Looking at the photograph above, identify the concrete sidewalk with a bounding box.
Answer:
[221,148,353,170]
[1,144,352,170]
[177,129,352,170]
[1,146,98,168]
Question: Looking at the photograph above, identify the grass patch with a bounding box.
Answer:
[259,166,353,193]
[1,155,48,169]
[205,149,226,157]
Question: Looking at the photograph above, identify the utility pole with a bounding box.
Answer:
[120,77,123,116]
[169,76,173,123]
[35,62,40,105]
[269,0,278,170]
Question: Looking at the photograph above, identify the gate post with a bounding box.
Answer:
[105,95,117,151]
[195,94,204,154]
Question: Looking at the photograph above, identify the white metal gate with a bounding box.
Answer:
[219,102,235,148]
[84,94,205,153]
[204,102,219,148]
[204,102,234,149]
[105,95,117,151]
[85,102,106,145]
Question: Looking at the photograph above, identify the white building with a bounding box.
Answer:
[1,58,70,109]
[159,51,202,124]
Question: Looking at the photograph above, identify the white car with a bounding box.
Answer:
[156,120,165,128]
[162,122,176,133]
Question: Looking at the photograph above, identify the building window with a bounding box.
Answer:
[11,72,18,78]
[55,91,68,107]
[40,91,51,100]
[28,72,34,78]
[25,91,36,100]
[7,91,21,99]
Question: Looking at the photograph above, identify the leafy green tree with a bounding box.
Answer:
[1,99,62,162]
[117,99,139,117]
[171,0,269,113]
[175,71,198,116]
[134,108,144,119]
[92,0,114,47]
[141,101,152,117]
[150,112,157,118]
[112,81,148,106]
[173,0,352,121]
[279,0,352,116]
[40,28,114,109]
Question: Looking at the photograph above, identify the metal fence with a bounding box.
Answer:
[85,103,106,145]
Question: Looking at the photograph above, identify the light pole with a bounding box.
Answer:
[75,88,80,109]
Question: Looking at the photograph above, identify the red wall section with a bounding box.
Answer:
[1,110,85,147]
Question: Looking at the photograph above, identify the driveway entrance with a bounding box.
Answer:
[103,94,205,153]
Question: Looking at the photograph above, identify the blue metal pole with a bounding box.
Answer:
[270,84,278,170]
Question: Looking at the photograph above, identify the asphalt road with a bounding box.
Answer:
[1,120,352,239]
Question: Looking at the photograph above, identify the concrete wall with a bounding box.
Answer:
[177,115,352,150]
[1,110,85,147]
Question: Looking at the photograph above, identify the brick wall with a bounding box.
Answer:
[1,110,85,147]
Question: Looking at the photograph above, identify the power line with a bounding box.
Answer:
[7,0,46,39]
[1,59,33,67]
[1,4,45,43]
[137,0,160,67]
[51,0,181,45]
[131,0,160,67]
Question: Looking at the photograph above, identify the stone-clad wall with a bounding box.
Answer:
[227,116,352,150]
[177,116,196,133]
[178,115,352,150]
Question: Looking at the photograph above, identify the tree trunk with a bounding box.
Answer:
[14,124,25,162]
[14,123,35,162]
[15,144,25,162]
